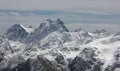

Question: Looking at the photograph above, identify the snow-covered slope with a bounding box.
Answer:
[0,18,120,71]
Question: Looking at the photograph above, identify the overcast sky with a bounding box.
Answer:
[0,0,120,14]
[0,0,120,34]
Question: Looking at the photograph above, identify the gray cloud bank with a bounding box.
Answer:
[0,0,120,14]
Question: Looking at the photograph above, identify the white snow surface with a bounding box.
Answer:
[87,34,120,71]
[20,24,34,34]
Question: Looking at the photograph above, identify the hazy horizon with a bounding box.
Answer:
[0,0,120,34]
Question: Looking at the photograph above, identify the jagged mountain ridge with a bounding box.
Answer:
[0,18,120,71]
[27,18,69,43]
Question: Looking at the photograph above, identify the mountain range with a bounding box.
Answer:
[0,18,120,71]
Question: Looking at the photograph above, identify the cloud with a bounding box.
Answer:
[0,9,120,25]
[0,0,120,14]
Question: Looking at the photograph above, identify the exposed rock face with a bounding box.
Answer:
[5,24,29,41]
[0,53,8,71]
[55,54,65,65]
[27,18,69,42]
[9,56,58,71]
[69,48,98,71]
[0,36,13,54]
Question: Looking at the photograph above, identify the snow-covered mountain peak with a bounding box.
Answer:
[6,24,34,34]
[5,24,33,40]
[19,24,34,34]
[39,18,69,32]
[56,18,64,25]
[93,29,106,34]
[74,28,83,32]
[44,18,64,25]
[27,18,69,42]
[46,18,53,23]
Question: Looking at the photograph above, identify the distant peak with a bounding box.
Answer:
[74,28,85,32]
[46,18,52,22]
[39,18,68,31]
[93,29,106,34]
[46,18,53,23]
[28,18,69,42]
[56,18,64,25]
[9,24,25,29]
[74,28,82,32]
[5,24,34,40]
[44,18,64,25]
[12,24,21,27]
[9,24,34,34]
[28,26,33,28]
[7,24,23,31]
